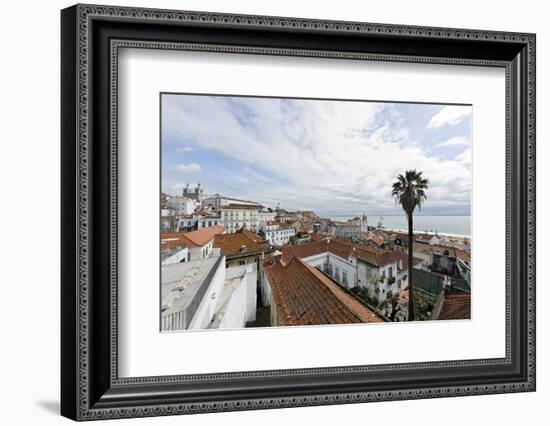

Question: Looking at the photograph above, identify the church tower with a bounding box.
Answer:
[182,183,206,202]
[360,213,368,233]
[182,183,191,198]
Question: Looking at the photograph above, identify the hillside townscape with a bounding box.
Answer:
[160,183,471,331]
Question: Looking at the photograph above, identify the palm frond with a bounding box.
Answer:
[391,170,429,215]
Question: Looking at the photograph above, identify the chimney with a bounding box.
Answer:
[443,275,452,293]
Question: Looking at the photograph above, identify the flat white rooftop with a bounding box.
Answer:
[161,255,222,320]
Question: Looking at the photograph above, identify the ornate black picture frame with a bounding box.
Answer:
[61,4,536,421]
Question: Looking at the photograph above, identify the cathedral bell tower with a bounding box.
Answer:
[360,213,368,233]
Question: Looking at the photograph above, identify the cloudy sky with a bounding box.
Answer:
[161,94,472,216]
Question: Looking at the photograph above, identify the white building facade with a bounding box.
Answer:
[357,258,405,303]
[209,264,257,328]
[202,195,262,210]
[161,246,190,265]
[221,204,260,233]
[197,215,223,229]
[334,214,368,239]
[167,196,197,215]
[161,256,258,331]
[258,210,277,225]
[263,223,296,247]
[302,251,359,289]
[281,240,405,304]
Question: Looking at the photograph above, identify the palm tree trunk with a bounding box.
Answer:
[408,213,415,321]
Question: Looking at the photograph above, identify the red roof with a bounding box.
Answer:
[266,257,383,326]
[281,239,396,267]
[435,291,471,320]
[389,250,424,271]
[213,229,269,257]
[161,225,224,249]
[369,235,385,246]
[193,209,218,218]
[310,233,326,242]
[220,203,260,210]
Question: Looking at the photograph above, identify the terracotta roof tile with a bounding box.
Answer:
[310,233,326,242]
[413,243,471,263]
[281,239,397,267]
[266,257,383,326]
[213,229,269,257]
[161,226,224,249]
[436,291,471,320]
[220,203,261,210]
[389,250,424,271]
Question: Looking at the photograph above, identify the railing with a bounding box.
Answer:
[161,252,224,331]
[161,310,187,331]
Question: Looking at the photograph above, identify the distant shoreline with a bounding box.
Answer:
[325,214,471,238]
[381,227,470,240]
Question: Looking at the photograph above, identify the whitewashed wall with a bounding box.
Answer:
[187,257,226,329]
[161,247,189,265]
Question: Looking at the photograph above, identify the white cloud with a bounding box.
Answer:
[437,136,471,148]
[174,163,201,174]
[454,148,472,166]
[163,96,472,215]
[176,146,194,153]
[427,106,471,129]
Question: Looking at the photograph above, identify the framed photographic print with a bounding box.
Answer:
[61,4,536,421]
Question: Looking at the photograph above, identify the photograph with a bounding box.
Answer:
[159,94,472,331]
[55,2,537,420]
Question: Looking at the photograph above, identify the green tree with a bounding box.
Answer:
[387,293,403,321]
[392,170,429,321]
[368,272,385,305]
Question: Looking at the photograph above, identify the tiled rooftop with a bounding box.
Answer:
[389,250,424,271]
[214,229,270,257]
[281,239,396,267]
[435,290,471,320]
[266,257,383,326]
[220,203,261,210]
[161,225,224,249]
[412,242,471,263]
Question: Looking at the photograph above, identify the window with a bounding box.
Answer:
[239,260,246,266]
[389,267,393,278]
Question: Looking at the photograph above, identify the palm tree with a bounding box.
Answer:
[392,170,429,321]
